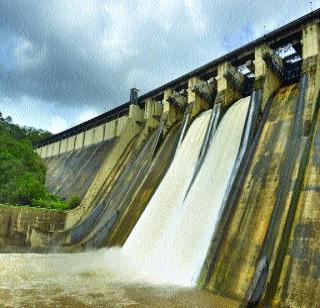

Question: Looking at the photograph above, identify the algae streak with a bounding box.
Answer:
[202,84,301,302]
[272,92,320,307]
[44,138,117,200]
[106,125,180,246]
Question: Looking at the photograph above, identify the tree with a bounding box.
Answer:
[0,115,80,210]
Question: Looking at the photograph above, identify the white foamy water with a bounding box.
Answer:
[123,110,211,258]
[143,97,250,285]
[0,250,230,307]
[122,97,250,286]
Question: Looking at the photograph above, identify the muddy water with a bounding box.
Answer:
[0,250,239,308]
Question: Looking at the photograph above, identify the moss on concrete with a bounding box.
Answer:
[106,124,180,246]
[202,84,301,302]
[44,138,117,200]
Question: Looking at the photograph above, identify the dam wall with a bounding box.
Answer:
[3,10,320,307]
[43,138,117,200]
[200,84,302,299]
[272,94,320,307]
[28,123,168,249]
[63,116,145,228]
[198,21,320,307]
[0,206,66,249]
[41,103,157,227]
[36,105,145,159]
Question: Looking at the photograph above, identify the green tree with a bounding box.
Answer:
[0,114,81,210]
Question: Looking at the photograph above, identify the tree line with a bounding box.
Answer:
[0,112,80,210]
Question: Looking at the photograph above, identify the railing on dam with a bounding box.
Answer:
[35,8,320,149]
[35,104,130,148]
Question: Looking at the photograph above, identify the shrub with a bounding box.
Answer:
[68,195,81,209]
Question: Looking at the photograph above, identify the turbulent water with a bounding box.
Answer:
[139,97,250,285]
[0,99,250,306]
[0,251,239,307]
[123,97,250,286]
[123,110,211,259]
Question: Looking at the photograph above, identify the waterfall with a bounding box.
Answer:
[123,97,250,286]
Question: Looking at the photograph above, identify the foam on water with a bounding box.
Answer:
[0,250,237,307]
[122,97,250,286]
[146,97,250,285]
[123,110,211,258]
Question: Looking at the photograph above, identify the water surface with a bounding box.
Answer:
[0,250,239,307]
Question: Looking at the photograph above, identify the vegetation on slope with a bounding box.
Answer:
[0,112,80,210]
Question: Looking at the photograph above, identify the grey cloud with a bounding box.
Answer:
[0,0,315,116]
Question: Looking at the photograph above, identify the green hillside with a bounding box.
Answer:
[0,112,80,210]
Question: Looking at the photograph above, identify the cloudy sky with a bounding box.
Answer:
[0,0,318,133]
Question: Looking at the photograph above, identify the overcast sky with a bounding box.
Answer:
[0,0,318,133]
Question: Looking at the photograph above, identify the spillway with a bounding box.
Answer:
[146,97,250,286]
[122,97,250,286]
[122,110,211,258]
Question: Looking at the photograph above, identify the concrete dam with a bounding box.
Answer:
[2,10,320,307]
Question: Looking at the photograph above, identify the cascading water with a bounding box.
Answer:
[123,110,212,258]
[122,97,250,286]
